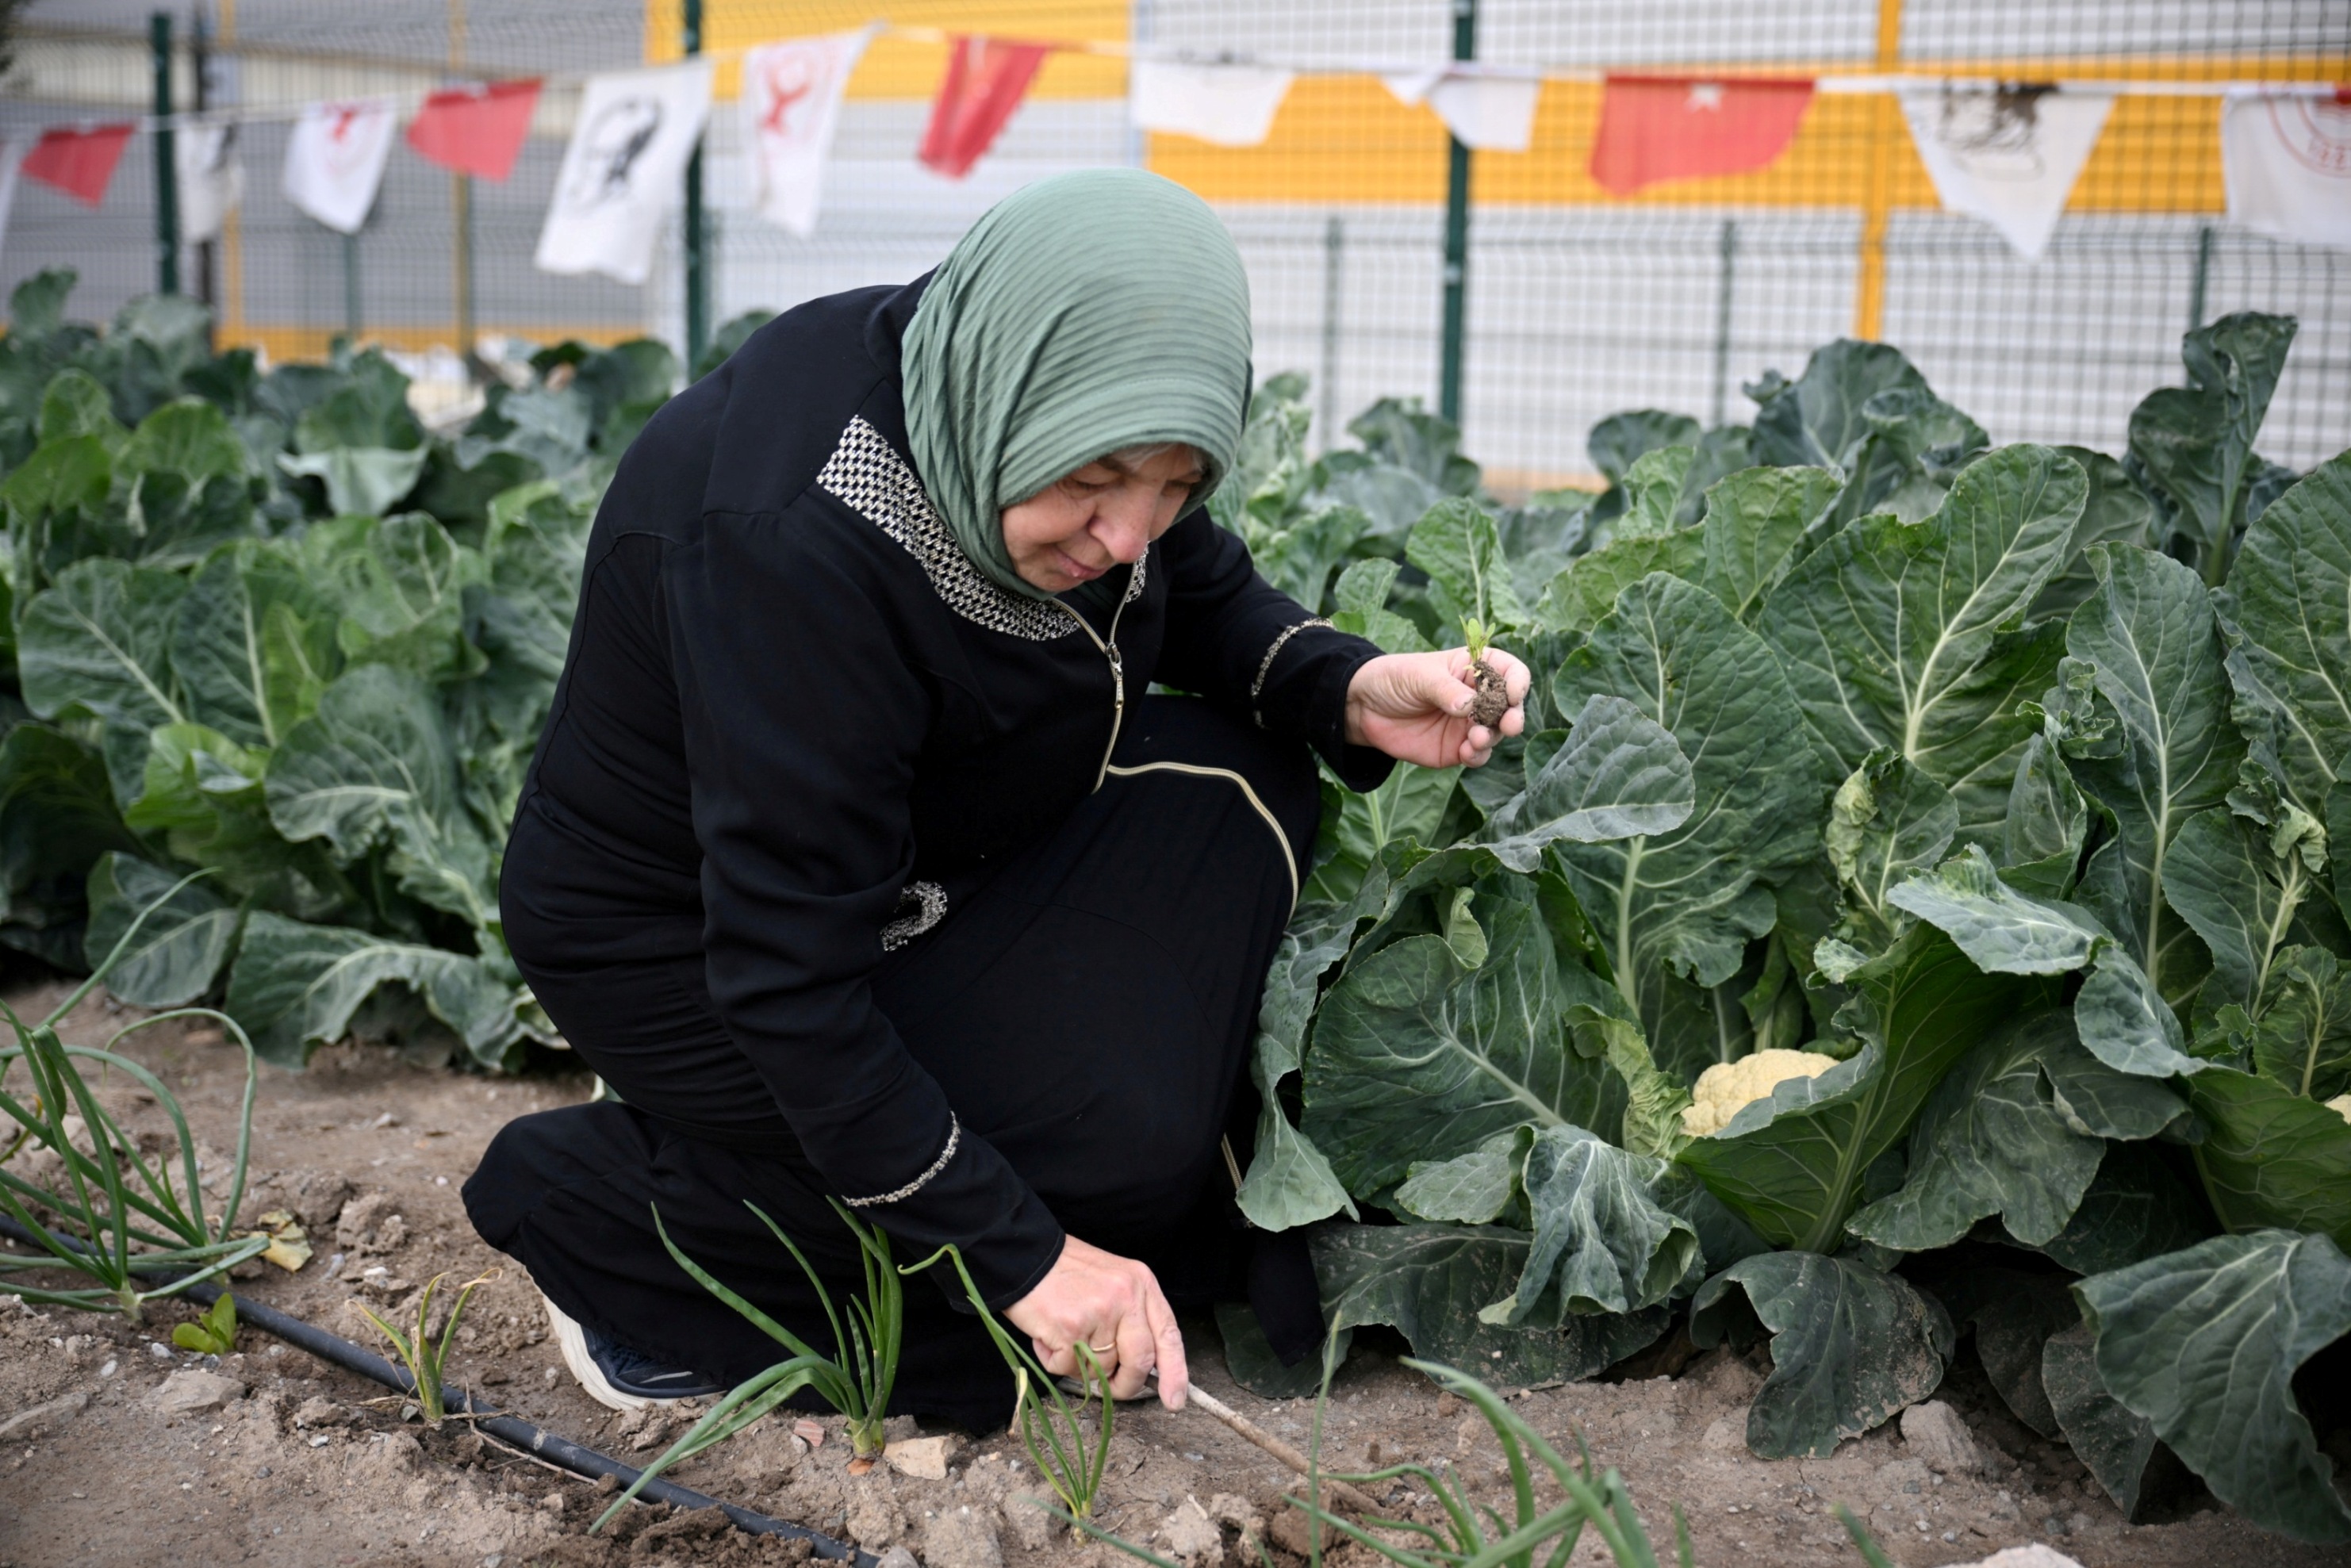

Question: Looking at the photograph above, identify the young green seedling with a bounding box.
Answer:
[1459,616,1509,730]
[355,1267,497,1426]
[0,876,268,1321]
[593,1198,903,1534]
[172,1293,238,1355]
[903,1244,1115,1524]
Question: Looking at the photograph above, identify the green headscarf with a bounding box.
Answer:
[901,168,1253,602]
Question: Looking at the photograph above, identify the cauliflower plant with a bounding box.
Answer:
[1681,1049,1843,1137]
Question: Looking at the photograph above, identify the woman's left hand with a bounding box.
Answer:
[1343,647,1531,769]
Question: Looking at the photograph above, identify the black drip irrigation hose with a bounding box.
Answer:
[0,1215,875,1566]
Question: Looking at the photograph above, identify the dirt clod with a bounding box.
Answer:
[1468,657,1509,729]
[927,1504,1007,1568]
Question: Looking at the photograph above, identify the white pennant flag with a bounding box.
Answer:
[1130,60,1296,148]
[176,121,244,243]
[1383,70,1541,153]
[2223,93,2351,252]
[282,100,395,235]
[741,28,874,237]
[1899,86,2114,261]
[536,59,714,286]
[0,138,25,261]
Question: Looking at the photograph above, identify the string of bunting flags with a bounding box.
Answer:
[0,26,2343,278]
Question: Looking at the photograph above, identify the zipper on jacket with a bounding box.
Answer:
[1066,588,1130,790]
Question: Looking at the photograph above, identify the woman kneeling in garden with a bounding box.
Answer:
[465,170,1528,1426]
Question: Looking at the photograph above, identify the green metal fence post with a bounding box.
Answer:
[1711,220,1739,428]
[2188,224,2215,334]
[151,11,179,296]
[1436,0,1475,425]
[684,0,709,370]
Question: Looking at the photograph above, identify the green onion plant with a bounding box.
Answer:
[904,1243,1115,1524]
[0,878,268,1321]
[355,1267,497,1425]
[593,1198,903,1534]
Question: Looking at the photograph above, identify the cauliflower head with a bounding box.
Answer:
[2326,1093,2351,1125]
[1681,1049,1843,1137]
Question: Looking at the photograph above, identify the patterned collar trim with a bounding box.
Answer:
[816,416,1148,642]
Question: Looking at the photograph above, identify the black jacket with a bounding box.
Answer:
[500,278,1388,1305]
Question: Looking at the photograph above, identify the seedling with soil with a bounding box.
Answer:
[0,881,268,1321]
[355,1266,498,1425]
[594,1198,905,1532]
[907,1243,1117,1524]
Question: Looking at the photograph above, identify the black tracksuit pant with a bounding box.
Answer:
[465,697,1321,1430]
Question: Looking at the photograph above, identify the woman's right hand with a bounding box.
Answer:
[1003,1234,1189,1409]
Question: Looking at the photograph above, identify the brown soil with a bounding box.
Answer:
[1467,659,1509,730]
[4,980,2347,1568]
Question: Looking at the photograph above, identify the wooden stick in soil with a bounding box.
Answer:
[1179,1386,1385,1517]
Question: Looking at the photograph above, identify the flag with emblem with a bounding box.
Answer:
[1900,86,2113,260]
[535,59,714,285]
[2222,90,2351,252]
[282,100,397,233]
[1590,76,1814,195]
[742,28,875,236]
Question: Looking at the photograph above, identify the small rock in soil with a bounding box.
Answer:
[1954,1547,2086,1568]
[1700,1415,1744,1452]
[1902,1400,1984,1475]
[925,1505,1004,1568]
[873,1549,919,1568]
[885,1434,960,1481]
[148,1368,246,1420]
[293,1395,349,1428]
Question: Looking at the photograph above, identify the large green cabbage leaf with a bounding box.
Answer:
[2075,1229,2351,1543]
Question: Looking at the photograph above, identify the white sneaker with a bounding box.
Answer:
[540,1289,654,1413]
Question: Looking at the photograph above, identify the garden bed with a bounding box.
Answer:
[2,982,2339,1568]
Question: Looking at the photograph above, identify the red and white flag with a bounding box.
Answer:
[1900,86,2114,260]
[741,28,875,236]
[2222,91,2351,252]
[919,36,1051,179]
[535,60,713,285]
[1590,77,1813,195]
[282,99,397,234]
[21,124,136,207]
[407,78,542,182]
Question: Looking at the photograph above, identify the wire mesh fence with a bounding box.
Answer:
[3,0,2346,479]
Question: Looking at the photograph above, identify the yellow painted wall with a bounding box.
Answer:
[231,324,647,365]
[644,0,1129,101]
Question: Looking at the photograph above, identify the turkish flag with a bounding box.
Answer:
[21,124,136,207]
[406,78,542,181]
[919,36,1050,178]
[1590,77,1814,195]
